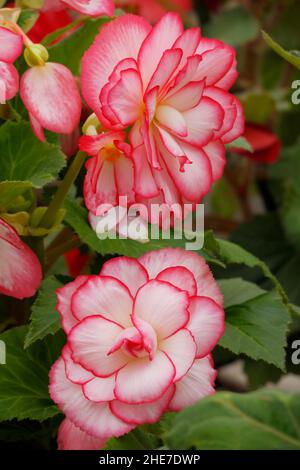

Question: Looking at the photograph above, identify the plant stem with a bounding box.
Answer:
[40,151,86,229]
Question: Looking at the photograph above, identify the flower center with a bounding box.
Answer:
[107,322,157,361]
[99,144,121,162]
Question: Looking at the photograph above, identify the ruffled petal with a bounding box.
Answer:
[57,418,106,450]
[187,296,225,358]
[114,350,175,404]
[160,329,196,381]
[71,275,133,326]
[169,356,217,411]
[49,357,132,439]
[133,279,189,339]
[82,14,151,116]
[139,248,223,306]
[68,315,129,377]
[100,257,148,297]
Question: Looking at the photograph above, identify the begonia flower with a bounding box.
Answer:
[0,218,42,299]
[81,13,244,222]
[49,248,224,448]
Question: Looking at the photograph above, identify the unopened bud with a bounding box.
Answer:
[82,113,102,135]
[24,44,49,67]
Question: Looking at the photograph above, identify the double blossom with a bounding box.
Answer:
[50,248,225,449]
[80,13,244,229]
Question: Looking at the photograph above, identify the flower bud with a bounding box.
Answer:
[24,43,49,67]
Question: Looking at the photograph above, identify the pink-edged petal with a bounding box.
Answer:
[196,46,235,86]
[139,248,223,306]
[108,68,143,126]
[169,356,217,411]
[156,266,197,296]
[138,12,183,88]
[204,86,237,138]
[110,385,174,425]
[171,55,202,95]
[164,80,205,112]
[69,315,129,377]
[156,126,185,158]
[172,27,201,70]
[131,317,157,360]
[62,344,94,384]
[79,131,126,157]
[115,350,175,404]
[56,276,88,334]
[71,275,133,326]
[131,144,159,198]
[61,0,115,17]
[57,418,106,450]
[160,329,196,381]
[0,26,23,63]
[0,218,42,300]
[29,113,45,142]
[221,96,245,144]
[141,116,161,169]
[187,296,225,358]
[83,375,116,402]
[20,62,81,135]
[94,160,117,207]
[0,61,19,103]
[147,48,182,94]
[133,279,189,339]
[114,154,135,203]
[203,139,226,182]
[49,357,132,439]
[182,96,224,147]
[161,141,213,202]
[100,257,148,297]
[156,104,187,138]
[82,14,151,116]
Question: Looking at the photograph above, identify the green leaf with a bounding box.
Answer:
[0,121,66,188]
[48,17,110,75]
[242,92,276,125]
[262,31,300,70]
[211,178,240,219]
[25,277,63,349]
[0,181,32,212]
[17,9,39,33]
[244,359,282,390]
[218,278,265,308]
[203,6,259,47]
[220,290,290,369]
[0,327,64,422]
[105,428,158,450]
[164,390,300,449]
[226,136,253,153]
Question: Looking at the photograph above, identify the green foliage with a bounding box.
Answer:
[164,390,300,450]
[203,6,259,47]
[0,122,66,189]
[0,327,64,422]
[24,277,63,349]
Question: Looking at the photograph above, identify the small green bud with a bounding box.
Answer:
[24,44,49,67]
